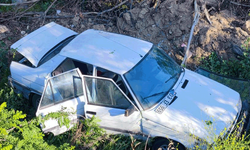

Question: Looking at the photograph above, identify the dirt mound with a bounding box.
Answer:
[116,0,193,60]
[114,0,250,68]
[1,0,250,70]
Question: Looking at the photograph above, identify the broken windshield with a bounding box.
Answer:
[124,46,181,110]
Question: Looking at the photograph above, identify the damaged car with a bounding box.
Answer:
[8,22,250,149]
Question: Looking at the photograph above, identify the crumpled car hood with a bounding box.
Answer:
[143,69,241,143]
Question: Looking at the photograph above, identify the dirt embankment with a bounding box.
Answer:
[1,0,250,69]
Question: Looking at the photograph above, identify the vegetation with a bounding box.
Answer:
[201,38,250,80]
[0,1,250,149]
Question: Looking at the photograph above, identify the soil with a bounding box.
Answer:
[1,0,250,70]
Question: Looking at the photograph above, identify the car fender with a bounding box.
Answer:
[142,118,197,149]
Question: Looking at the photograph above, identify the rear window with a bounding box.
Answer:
[38,35,76,67]
[15,51,33,67]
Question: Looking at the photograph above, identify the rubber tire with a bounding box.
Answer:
[152,138,185,150]
[31,94,41,109]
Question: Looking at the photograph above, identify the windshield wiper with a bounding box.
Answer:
[143,73,180,100]
[165,73,179,84]
[165,68,184,84]
[143,91,166,100]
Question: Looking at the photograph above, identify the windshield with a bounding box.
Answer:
[124,47,181,109]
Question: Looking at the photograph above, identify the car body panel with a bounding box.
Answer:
[10,54,66,95]
[141,118,196,148]
[11,22,77,67]
[36,69,85,135]
[59,29,153,74]
[83,75,142,134]
[142,69,240,145]
[86,104,142,133]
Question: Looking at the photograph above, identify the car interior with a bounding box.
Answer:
[51,58,134,105]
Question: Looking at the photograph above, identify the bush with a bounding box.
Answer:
[201,38,250,80]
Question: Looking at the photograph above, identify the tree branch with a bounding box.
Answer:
[0,0,40,6]
[81,0,129,16]
[230,1,250,8]
[42,0,58,25]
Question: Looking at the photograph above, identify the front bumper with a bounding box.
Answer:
[232,100,250,137]
[240,101,250,135]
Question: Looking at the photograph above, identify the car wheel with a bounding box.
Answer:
[31,94,41,109]
[152,138,185,150]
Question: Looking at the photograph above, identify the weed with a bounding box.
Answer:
[200,49,250,80]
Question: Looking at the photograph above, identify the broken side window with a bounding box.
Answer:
[40,69,83,108]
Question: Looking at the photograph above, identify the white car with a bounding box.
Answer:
[8,22,249,149]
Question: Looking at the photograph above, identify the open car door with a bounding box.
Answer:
[36,68,85,135]
[83,75,142,135]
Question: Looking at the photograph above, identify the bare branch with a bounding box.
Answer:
[230,1,250,8]
[42,0,58,25]
[44,0,57,15]
[81,0,129,16]
[0,0,40,6]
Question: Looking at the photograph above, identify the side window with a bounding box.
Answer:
[96,67,133,101]
[52,59,93,76]
[52,59,76,76]
[40,69,83,108]
[41,81,53,107]
[84,77,131,109]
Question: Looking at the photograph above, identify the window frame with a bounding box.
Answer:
[82,75,137,110]
[39,68,84,110]
[37,35,76,67]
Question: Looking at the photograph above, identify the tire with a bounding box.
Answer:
[152,138,185,150]
[31,94,41,109]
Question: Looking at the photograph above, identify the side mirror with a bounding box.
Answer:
[125,105,136,117]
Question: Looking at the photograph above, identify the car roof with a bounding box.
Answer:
[59,29,153,74]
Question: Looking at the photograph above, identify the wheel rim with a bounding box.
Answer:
[158,144,169,150]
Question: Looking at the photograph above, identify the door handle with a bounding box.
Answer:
[86,111,96,115]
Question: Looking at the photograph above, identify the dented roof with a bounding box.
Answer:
[59,29,153,74]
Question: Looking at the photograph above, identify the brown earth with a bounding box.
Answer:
[1,0,250,70]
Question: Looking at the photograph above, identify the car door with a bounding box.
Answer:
[36,68,85,135]
[82,75,142,134]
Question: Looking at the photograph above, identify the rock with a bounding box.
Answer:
[72,16,80,26]
[123,13,131,24]
[80,24,86,29]
[92,24,106,31]
[236,27,249,38]
[56,10,61,15]
[21,31,26,35]
[231,43,244,57]
[0,25,9,40]
[139,8,148,19]
[242,20,250,34]
[169,30,172,35]
[0,25,9,34]
[107,27,113,32]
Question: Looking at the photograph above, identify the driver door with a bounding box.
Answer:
[36,68,85,135]
[83,75,142,134]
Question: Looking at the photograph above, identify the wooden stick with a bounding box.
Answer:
[42,0,58,25]
[0,0,40,6]
[230,1,250,8]
[81,0,129,16]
